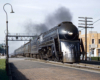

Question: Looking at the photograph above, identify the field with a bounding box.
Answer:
[0,59,9,80]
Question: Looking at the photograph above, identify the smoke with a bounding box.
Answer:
[24,21,48,35]
[45,7,72,27]
[24,6,72,34]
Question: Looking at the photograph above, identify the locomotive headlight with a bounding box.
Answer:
[68,32,73,35]
[62,30,67,34]
[62,30,73,35]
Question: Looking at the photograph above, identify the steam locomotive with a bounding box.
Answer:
[14,22,82,63]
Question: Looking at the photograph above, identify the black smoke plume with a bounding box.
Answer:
[45,7,72,28]
[24,21,48,35]
[24,6,72,34]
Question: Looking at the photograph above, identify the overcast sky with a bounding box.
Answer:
[0,0,100,54]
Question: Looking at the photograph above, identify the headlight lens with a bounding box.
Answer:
[62,30,73,35]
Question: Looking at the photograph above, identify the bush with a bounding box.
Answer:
[91,57,100,61]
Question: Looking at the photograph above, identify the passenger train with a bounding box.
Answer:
[14,22,84,63]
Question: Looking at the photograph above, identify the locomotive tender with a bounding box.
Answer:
[14,22,81,63]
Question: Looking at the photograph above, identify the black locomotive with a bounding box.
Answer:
[14,22,82,63]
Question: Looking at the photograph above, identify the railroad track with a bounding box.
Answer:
[25,58,100,71]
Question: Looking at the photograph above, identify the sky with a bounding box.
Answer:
[0,0,100,55]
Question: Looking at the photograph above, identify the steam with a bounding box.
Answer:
[24,6,72,35]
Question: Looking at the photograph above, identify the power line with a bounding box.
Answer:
[93,19,100,24]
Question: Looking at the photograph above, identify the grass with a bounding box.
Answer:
[91,57,100,61]
[0,59,9,80]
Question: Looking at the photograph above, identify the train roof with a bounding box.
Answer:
[39,21,73,36]
[39,26,58,36]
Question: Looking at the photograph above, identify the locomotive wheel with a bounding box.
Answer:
[35,54,38,59]
[35,54,37,58]
[38,50,41,59]
[39,51,43,59]
[46,49,51,60]
[38,50,44,59]
[54,56,59,62]
[45,54,49,60]
[30,54,32,58]
[38,53,41,59]
[52,56,55,61]
[39,53,42,59]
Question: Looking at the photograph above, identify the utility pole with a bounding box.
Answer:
[78,17,93,61]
